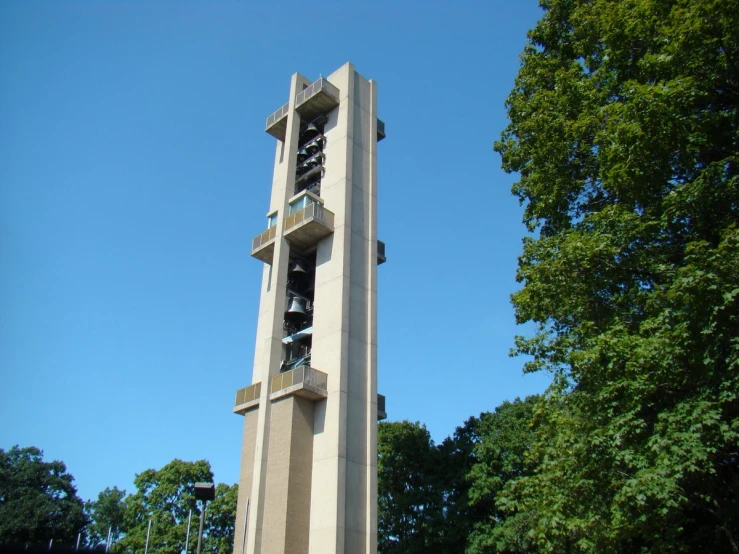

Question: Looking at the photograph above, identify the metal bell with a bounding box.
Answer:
[284,296,307,323]
[308,141,323,155]
[289,261,309,279]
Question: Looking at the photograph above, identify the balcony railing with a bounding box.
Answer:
[233,382,261,415]
[270,366,328,401]
[265,102,289,141]
[295,78,340,121]
[265,78,341,142]
[251,225,277,264]
[283,202,335,252]
[285,202,334,231]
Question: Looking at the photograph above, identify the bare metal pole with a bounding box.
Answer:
[184,510,192,554]
[196,501,206,554]
[75,534,81,551]
[144,519,152,554]
[240,499,249,554]
[48,540,53,551]
[105,527,112,553]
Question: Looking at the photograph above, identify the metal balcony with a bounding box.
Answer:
[234,382,261,415]
[270,366,328,402]
[377,240,386,265]
[265,102,289,141]
[295,78,340,122]
[251,225,277,264]
[378,394,387,420]
[377,119,386,142]
[283,202,335,253]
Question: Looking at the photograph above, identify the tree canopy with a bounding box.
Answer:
[84,487,126,549]
[466,397,539,554]
[0,449,237,554]
[0,446,87,546]
[378,420,442,554]
[493,0,739,551]
[377,398,540,554]
[115,459,236,554]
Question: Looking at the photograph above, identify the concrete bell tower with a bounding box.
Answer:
[231,62,386,554]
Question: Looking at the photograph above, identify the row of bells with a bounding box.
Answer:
[285,260,312,324]
[298,123,325,160]
[298,138,324,161]
[297,151,324,170]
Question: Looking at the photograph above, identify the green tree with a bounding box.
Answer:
[85,487,127,550]
[466,397,539,554]
[0,446,87,545]
[378,421,445,554]
[202,483,238,554]
[117,459,213,554]
[494,0,739,551]
[435,417,481,553]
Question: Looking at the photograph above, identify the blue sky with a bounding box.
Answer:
[0,0,551,502]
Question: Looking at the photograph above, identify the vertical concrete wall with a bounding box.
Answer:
[309,62,378,554]
[243,71,310,554]
[233,409,259,554]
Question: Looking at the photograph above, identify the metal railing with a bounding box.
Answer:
[295,164,323,186]
[283,202,334,232]
[235,382,261,407]
[295,78,340,108]
[252,225,277,252]
[271,366,328,394]
[266,102,289,130]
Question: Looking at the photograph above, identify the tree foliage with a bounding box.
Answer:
[118,459,210,554]
[378,400,540,554]
[201,483,238,554]
[84,487,126,549]
[378,421,443,554]
[494,0,739,551]
[466,397,539,554]
[113,459,236,554]
[0,446,87,546]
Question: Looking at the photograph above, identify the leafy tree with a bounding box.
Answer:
[202,483,238,554]
[377,402,540,554]
[0,446,87,545]
[434,417,481,553]
[117,459,213,554]
[494,0,739,551]
[378,421,445,554]
[114,459,236,554]
[466,397,539,554]
[84,487,126,550]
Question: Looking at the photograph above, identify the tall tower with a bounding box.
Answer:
[232,63,386,554]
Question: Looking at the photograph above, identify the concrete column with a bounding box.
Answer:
[261,396,315,553]
[242,71,310,554]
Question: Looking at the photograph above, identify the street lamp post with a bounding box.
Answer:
[194,482,215,554]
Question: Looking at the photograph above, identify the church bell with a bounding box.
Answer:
[284,296,308,323]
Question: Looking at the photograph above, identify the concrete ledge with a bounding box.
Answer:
[270,383,328,402]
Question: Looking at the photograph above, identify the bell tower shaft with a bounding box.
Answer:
[232,62,385,554]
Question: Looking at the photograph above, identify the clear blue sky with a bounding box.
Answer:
[0,0,551,502]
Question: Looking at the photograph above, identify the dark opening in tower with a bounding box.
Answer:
[281,251,316,372]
